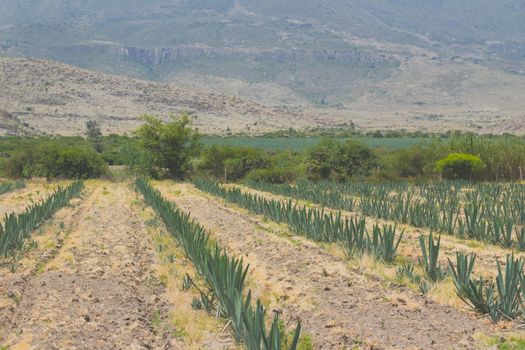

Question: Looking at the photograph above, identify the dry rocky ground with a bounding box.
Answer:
[2,56,525,137]
[0,57,334,136]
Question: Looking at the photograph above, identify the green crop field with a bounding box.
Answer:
[202,136,434,151]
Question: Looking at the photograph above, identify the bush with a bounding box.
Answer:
[306,139,377,181]
[198,145,272,181]
[435,153,484,180]
[393,144,444,179]
[245,167,297,184]
[4,145,39,178]
[5,143,107,179]
[41,146,107,179]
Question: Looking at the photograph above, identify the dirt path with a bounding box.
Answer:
[156,182,490,350]
[0,181,182,349]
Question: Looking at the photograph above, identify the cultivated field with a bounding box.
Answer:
[1,179,524,349]
[202,137,432,151]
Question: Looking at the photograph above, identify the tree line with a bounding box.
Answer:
[1,114,525,183]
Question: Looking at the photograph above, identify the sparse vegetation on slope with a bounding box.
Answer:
[2,0,525,131]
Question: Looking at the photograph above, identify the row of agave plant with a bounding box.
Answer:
[194,179,404,264]
[0,180,26,196]
[197,180,453,291]
[397,231,525,324]
[199,180,525,324]
[135,179,301,350]
[0,181,84,261]
[244,180,357,212]
[244,180,525,250]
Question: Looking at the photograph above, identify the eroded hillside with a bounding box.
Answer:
[0,57,338,135]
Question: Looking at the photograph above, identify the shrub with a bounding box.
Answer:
[198,145,271,181]
[245,167,297,184]
[41,146,107,179]
[4,145,39,178]
[393,144,444,179]
[4,143,107,179]
[435,153,484,180]
[306,139,377,181]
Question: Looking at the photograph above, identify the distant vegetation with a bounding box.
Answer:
[1,116,525,183]
[202,136,431,151]
[203,126,443,150]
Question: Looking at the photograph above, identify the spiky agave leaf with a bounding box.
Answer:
[136,179,302,349]
[418,232,446,282]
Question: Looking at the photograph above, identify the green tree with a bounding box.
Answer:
[85,120,102,139]
[393,143,445,179]
[198,145,271,181]
[435,153,484,180]
[306,139,377,181]
[134,114,201,179]
[85,120,103,152]
[306,139,340,180]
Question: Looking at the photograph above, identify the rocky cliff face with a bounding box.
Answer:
[1,0,524,115]
[62,42,398,67]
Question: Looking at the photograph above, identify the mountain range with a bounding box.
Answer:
[1,0,524,134]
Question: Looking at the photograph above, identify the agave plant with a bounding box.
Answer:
[341,217,367,257]
[516,226,525,251]
[0,180,26,196]
[418,232,446,282]
[396,261,415,280]
[195,179,357,243]
[448,251,476,287]
[0,181,83,259]
[495,254,523,320]
[244,179,525,250]
[370,224,404,263]
[136,179,302,349]
[450,252,525,323]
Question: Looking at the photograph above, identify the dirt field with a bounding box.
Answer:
[2,179,523,349]
[154,181,495,349]
[0,181,187,349]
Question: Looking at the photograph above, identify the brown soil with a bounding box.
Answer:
[0,181,183,349]
[136,198,237,349]
[155,182,491,350]
[0,181,66,218]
